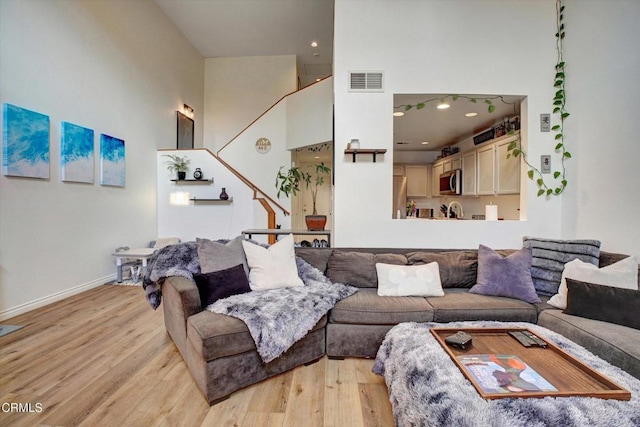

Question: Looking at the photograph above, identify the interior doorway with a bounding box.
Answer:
[292,143,333,245]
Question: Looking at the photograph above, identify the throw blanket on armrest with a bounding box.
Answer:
[208,257,358,363]
[142,242,200,310]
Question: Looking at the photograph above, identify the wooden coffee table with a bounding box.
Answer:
[431,327,630,400]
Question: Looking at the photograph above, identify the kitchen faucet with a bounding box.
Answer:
[447,201,464,219]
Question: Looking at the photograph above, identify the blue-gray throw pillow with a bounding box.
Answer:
[564,278,640,330]
[469,245,541,304]
[523,236,600,296]
[193,263,251,308]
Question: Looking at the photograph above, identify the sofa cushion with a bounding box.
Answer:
[563,278,640,330]
[406,250,479,288]
[548,256,638,309]
[523,236,601,296]
[188,310,327,362]
[329,288,433,325]
[294,248,333,273]
[538,309,640,380]
[376,262,444,297]
[193,264,251,307]
[426,288,538,323]
[197,235,249,277]
[326,250,407,288]
[242,234,303,290]
[469,245,540,304]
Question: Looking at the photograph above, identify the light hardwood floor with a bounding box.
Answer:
[0,285,394,426]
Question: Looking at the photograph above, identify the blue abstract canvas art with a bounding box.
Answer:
[100,134,125,187]
[2,103,50,178]
[60,122,94,183]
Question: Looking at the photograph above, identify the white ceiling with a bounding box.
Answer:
[154,2,522,153]
[154,0,334,87]
[393,94,524,152]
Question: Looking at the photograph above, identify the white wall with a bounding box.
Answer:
[560,0,640,256]
[157,150,270,243]
[0,0,204,319]
[286,77,333,150]
[333,0,570,250]
[204,56,297,152]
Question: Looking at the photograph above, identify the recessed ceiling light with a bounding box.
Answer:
[437,100,450,110]
[393,111,405,117]
[465,112,478,117]
[311,41,318,48]
[421,141,429,145]
[314,156,320,159]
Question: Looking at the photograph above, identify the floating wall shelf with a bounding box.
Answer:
[171,179,214,184]
[344,148,387,163]
[190,197,233,204]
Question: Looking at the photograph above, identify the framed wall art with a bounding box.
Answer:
[177,111,194,149]
[99,134,125,187]
[60,121,94,183]
[2,103,50,179]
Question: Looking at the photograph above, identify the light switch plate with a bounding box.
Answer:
[540,113,551,132]
[541,155,551,173]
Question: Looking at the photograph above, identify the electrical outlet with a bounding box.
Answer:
[541,155,551,173]
[540,113,551,132]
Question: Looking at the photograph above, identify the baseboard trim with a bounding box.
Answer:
[0,274,116,321]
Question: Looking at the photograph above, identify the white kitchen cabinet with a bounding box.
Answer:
[476,144,495,195]
[461,151,477,196]
[432,162,444,196]
[495,137,521,194]
[451,156,461,171]
[393,164,405,176]
[406,165,429,197]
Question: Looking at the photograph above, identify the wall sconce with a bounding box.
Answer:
[183,104,194,118]
[170,191,191,206]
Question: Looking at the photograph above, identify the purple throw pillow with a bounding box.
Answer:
[193,263,251,308]
[469,245,541,304]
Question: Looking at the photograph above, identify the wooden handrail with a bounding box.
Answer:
[159,148,290,216]
[216,75,332,156]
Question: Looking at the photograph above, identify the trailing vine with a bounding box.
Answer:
[507,0,570,197]
[395,94,518,115]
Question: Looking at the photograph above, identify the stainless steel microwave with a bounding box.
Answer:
[439,169,462,195]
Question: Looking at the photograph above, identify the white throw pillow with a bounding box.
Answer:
[376,262,444,297]
[548,256,638,309]
[241,234,303,291]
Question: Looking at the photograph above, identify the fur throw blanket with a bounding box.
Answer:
[208,257,357,363]
[142,242,200,309]
[373,321,640,427]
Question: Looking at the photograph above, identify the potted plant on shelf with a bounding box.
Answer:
[275,162,331,231]
[164,154,190,180]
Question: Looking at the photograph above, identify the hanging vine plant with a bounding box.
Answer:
[396,94,518,115]
[507,0,570,197]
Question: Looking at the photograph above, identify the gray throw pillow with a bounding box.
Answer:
[196,235,249,278]
[407,251,479,288]
[469,245,541,304]
[523,236,600,296]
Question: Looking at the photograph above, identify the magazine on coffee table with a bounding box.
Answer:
[457,354,557,394]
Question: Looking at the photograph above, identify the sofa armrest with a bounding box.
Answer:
[161,276,202,357]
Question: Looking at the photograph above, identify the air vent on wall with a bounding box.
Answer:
[349,71,384,92]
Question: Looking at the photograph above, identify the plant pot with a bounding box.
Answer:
[305,215,327,231]
[177,171,186,180]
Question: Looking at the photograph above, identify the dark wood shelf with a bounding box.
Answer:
[344,148,387,163]
[171,179,214,184]
[190,197,233,203]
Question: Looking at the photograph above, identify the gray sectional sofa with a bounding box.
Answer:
[161,247,640,405]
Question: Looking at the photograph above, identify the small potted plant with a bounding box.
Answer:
[164,154,190,180]
[275,162,331,230]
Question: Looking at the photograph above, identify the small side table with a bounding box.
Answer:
[111,248,156,283]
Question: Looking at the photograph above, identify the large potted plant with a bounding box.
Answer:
[164,154,190,180]
[275,162,331,230]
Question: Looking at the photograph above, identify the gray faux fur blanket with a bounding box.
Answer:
[208,257,357,363]
[373,321,640,427]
